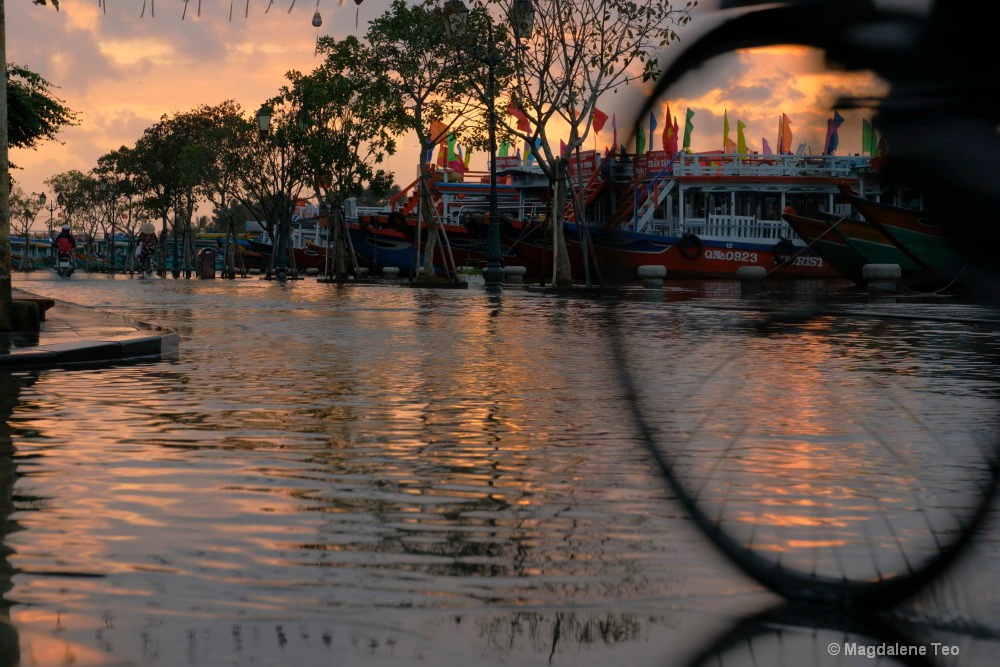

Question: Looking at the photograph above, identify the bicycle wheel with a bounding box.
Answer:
[607,304,999,609]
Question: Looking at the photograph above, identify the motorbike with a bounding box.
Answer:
[56,251,74,279]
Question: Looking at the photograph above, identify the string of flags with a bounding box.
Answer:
[428,104,885,171]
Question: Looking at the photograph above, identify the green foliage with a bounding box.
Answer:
[7,64,79,151]
[281,34,406,204]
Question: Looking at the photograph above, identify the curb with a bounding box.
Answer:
[2,290,180,370]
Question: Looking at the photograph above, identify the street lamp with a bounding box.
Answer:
[38,192,64,259]
[444,0,535,292]
[100,179,118,274]
[256,103,291,280]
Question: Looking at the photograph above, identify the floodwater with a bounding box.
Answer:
[2,271,999,667]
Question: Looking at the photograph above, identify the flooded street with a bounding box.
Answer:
[3,272,999,666]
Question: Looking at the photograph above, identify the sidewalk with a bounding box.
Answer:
[0,288,179,369]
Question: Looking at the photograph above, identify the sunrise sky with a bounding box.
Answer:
[8,0,926,229]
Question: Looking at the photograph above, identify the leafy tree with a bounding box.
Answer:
[8,186,43,270]
[367,0,475,279]
[278,34,406,278]
[94,147,153,273]
[7,63,79,157]
[481,0,697,286]
[235,101,313,278]
[188,101,255,278]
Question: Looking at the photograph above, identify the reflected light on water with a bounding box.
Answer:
[3,274,998,665]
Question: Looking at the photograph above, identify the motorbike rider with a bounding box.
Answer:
[135,221,159,272]
[53,224,76,260]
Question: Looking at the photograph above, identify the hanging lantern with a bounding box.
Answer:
[312,10,322,27]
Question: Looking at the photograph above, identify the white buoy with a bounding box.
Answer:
[637,264,667,289]
[503,265,527,286]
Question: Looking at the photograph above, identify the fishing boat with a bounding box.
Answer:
[311,149,884,284]
[513,149,871,282]
[836,184,967,283]
[780,209,871,285]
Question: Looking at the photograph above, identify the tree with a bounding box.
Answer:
[188,101,255,278]
[485,0,697,286]
[94,147,152,273]
[367,0,475,280]
[279,34,406,278]
[7,63,79,156]
[8,186,43,271]
[2,0,71,329]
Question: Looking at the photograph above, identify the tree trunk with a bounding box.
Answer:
[553,160,573,286]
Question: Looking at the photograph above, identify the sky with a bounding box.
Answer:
[7,0,928,231]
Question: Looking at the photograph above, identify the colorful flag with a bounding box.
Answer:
[593,107,609,133]
[635,121,646,155]
[736,119,748,155]
[823,110,845,155]
[762,137,772,155]
[446,133,458,162]
[429,119,448,144]
[683,108,694,151]
[862,118,877,155]
[663,105,678,155]
[507,103,531,132]
[437,143,447,168]
[499,140,510,158]
[723,110,730,152]
[872,134,887,170]
[612,113,617,151]
[778,113,793,154]
[648,111,657,152]
[464,146,472,170]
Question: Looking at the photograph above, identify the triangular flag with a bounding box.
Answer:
[778,113,793,154]
[762,137,772,155]
[636,121,646,155]
[723,110,730,153]
[648,111,657,153]
[428,119,448,145]
[612,113,617,150]
[499,141,510,158]
[593,107,609,133]
[507,103,531,132]
[737,119,748,155]
[663,104,678,155]
[683,109,694,151]
[862,118,876,155]
[823,110,845,155]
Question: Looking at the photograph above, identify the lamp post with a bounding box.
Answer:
[444,0,535,292]
[99,179,118,274]
[256,103,291,281]
[38,192,63,261]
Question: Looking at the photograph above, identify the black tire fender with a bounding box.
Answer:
[677,233,703,261]
[773,238,796,265]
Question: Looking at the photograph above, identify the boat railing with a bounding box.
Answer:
[673,152,870,178]
[678,215,796,241]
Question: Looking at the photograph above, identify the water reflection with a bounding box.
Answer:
[0,371,25,665]
[2,274,998,664]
